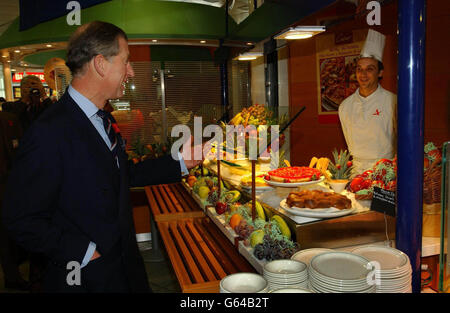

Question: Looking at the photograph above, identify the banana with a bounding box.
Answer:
[254,200,266,221]
[271,215,291,240]
[284,159,291,167]
[309,157,318,168]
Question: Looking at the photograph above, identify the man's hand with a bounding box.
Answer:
[181,135,204,170]
[90,250,101,261]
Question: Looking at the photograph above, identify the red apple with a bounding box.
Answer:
[215,202,228,215]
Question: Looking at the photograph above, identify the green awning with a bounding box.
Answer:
[0,0,237,49]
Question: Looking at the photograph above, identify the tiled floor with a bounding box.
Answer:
[0,239,181,293]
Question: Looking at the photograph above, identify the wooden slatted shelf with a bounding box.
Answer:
[144,183,204,222]
[158,217,256,293]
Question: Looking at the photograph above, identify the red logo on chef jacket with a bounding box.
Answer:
[373,109,381,116]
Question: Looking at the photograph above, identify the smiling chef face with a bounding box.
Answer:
[356,57,383,93]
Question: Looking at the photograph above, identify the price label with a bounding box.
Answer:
[370,187,396,217]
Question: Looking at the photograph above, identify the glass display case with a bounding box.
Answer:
[439,141,450,292]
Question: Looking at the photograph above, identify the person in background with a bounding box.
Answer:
[338,29,397,176]
[0,110,28,291]
[2,21,201,293]
[2,75,53,131]
[0,97,6,110]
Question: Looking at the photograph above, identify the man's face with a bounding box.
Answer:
[103,36,135,99]
[356,57,383,91]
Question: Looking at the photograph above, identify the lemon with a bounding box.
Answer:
[198,186,210,199]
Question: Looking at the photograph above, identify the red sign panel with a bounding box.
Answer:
[12,72,46,83]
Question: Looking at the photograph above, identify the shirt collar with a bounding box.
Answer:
[356,84,381,102]
[68,85,100,119]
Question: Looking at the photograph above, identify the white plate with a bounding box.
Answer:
[264,176,325,187]
[263,259,307,275]
[270,287,314,293]
[310,252,371,281]
[351,246,410,271]
[220,273,268,293]
[264,275,307,284]
[280,199,356,219]
[268,282,308,289]
[311,281,376,293]
[308,270,371,289]
[291,248,334,265]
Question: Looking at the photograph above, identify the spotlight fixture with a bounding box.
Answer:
[274,26,326,40]
[152,39,158,43]
[200,40,206,44]
[14,50,20,53]
[46,44,52,47]
[235,52,263,61]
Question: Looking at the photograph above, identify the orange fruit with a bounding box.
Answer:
[229,213,243,230]
[187,176,197,187]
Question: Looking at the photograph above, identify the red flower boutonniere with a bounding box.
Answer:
[8,120,14,127]
[111,123,121,134]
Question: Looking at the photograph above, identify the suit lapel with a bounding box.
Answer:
[61,93,120,192]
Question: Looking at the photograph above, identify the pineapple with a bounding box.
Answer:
[328,149,353,180]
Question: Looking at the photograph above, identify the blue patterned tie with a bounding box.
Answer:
[96,109,120,166]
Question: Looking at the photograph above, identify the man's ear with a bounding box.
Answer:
[93,55,106,77]
[378,69,384,79]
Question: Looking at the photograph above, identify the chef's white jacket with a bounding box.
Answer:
[338,84,397,175]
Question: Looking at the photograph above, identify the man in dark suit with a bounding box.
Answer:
[2,21,200,293]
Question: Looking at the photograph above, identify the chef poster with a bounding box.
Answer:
[316,30,367,121]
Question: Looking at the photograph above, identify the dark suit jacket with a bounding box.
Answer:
[2,92,181,292]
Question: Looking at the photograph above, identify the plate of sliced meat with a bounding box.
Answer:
[279,190,356,218]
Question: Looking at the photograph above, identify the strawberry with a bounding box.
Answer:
[385,180,396,191]
[428,149,441,163]
[361,179,372,189]
[372,180,385,189]
[361,170,373,179]
[375,158,393,166]
[350,177,364,192]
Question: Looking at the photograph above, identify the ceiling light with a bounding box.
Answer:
[2,55,6,58]
[246,42,253,46]
[46,44,52,47]
[236,52,263,61]
[200,40,206,44]
[14,50,20,53]
[7,60,11,63]
[152,39,157,43]
[274,26,326,40]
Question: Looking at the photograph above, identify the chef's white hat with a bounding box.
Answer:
[360,29,386,62]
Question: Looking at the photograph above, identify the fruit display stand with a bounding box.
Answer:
[157,217,255,293]
[203,159,396,249]
[144,182,257,293]
[144,183,204,222]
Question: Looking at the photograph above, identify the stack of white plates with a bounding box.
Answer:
[308,251,375,293]
[270,287,315,293]
[220,273,269,293]
[263,259,308,291]
[351,245,412,293]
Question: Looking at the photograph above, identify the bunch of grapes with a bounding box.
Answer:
[253,235,300,261]
[235,220,254,239]
[207,190,219,205]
